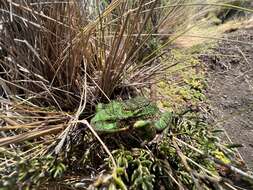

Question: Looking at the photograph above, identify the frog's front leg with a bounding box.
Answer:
[154,111,173,132]
[133,120,156,141]
[133,120,152,129]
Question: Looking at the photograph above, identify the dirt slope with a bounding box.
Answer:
[201,27,253,170]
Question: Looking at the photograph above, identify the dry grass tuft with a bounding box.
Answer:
[0,0,168,112]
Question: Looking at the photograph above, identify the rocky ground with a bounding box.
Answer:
[201,27,253,170]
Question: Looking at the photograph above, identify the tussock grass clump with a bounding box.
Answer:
[0,0,253,190]
[0,0,166,111]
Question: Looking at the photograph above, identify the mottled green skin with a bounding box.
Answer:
[90,97,173,140]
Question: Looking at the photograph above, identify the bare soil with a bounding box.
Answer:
[201,27,253,170]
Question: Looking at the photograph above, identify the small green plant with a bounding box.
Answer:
[1,155,66,189]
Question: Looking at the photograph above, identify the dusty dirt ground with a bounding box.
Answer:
[200,27,253,171]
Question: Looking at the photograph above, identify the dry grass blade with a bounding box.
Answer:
[0,125,64,147]
[0,99,69,145]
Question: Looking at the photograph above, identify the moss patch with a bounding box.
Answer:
[157,44,212,111]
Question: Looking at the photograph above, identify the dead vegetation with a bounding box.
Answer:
[0,0,166,111]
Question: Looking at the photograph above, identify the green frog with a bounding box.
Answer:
[90,97,173,140]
